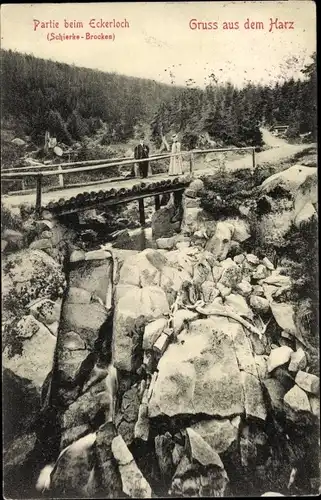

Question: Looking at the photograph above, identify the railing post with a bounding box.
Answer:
[36,174,43,217]
[189,151,194,174]
[138,198,145,226]
[58,165,64,188]
[252,147,256,172]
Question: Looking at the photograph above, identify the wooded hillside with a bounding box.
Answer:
[1,49,316,155]
[1,49,182,146]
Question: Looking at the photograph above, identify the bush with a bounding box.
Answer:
[1,203,23,233]
[286,123,300,140]
[182,132,199,150]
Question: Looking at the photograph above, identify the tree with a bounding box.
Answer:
[45,110,72,145]
[67,111,89,140]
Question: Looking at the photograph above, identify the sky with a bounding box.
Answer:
[1,1,316,88]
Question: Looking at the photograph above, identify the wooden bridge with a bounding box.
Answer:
[2,146,256,223]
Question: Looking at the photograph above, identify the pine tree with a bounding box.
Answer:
[45,110,72,145]
[67,111,89,141]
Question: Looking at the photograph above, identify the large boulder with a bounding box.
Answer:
[190,416,240,455]
[61,377,109,428]
[160,265,191,306]
[295,202,317,228]
[143,317,167,350]
[94,423,122,497]
[241,371,267,421]
[115,386,141,446]
[283,385,311,422]
[55,255,113,399]
[3,316,57,442]
[270,302,297,335]
[170,429,229,497]
[185,179,204,198]
[205,221,235,261]
[225,293,253,319]
[260,165,317,197]
[113,285,169,372]
[295,371,319,395]
[50,433,97,497]
[118,248,167,287]
[112,435,152,498]
[68,256,113,306]
[2,249,65,325]
[181,207,209,236]
[60,301,108,350]
[155,433,175,484]
[3,432,38,499]
[148,317,244,418]
[267,346,293,373]
[226,320,258,376]
[165,249,194,277]
[263,378,288,417]
[186,427,225,468]
[152,204,178,239]
[257,166,317,247]
[56,331,90,383]
[3,316,56,393]
[205,219,251,261]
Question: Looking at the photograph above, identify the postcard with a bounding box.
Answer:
[1,2,318,498]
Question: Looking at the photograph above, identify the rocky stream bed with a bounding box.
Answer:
[2,162,319,498]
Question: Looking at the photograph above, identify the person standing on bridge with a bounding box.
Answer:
[134,136,150,178]
[169,134,183,176]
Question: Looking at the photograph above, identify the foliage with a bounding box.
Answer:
[151,53,316,148]
[1,203,23,232]
[1,48,182,147]
[1,49,316,184]
[277,216,319,373]
[2,253,65,358]
[281,217,318,309]
[199,168,264,218]
[181,132,199,150]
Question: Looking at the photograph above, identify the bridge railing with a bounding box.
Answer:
[1,146,256,214]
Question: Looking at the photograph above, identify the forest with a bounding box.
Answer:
[151,52,317,149]
[1,49,317,158]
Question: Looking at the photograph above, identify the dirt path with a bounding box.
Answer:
[260,127,290,148]
[195,141,313,177]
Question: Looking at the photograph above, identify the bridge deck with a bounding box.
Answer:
[2,172,186,212]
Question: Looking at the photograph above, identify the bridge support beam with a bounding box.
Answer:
[138,198,145,226]
[36,174,43,218]
[154,195,160,211]
[172,189,184,223]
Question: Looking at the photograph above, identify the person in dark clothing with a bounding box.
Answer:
[134,137,150,178]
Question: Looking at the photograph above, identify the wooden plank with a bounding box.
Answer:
[51,186,188,215]
[1,153,175,177]
[2,152,171,172]
[2,146,256,178]
[138,198,145,225]
[58,166,64,187]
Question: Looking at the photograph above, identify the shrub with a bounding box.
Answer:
[200,168,260,217]
[1,203,23,233]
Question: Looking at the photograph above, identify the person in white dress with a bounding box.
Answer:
[169,134,183,176]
